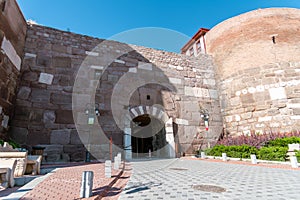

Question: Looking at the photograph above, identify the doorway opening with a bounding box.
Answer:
[131,114,166,158]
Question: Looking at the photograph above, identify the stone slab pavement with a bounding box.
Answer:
[1,162,131,200]
[119,157,300,200]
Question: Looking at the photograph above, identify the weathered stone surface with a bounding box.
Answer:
[29,109,44,123]
[52,56,72,68]
[70,129,83,145]
[9,127,28,144]
[43,110,56,124]
[55,110,74,124]
[51,93,72,105]
[17,86,31,100]
[50,129,71,145]
[63,144,85,161]
[30,89,50,102]
[22,72,38,81]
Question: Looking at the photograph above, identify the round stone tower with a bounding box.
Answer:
[205,8,300,135]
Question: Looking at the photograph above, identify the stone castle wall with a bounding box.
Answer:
[205,8,300,135]
[9,24,221,161]
[0,0,26,138]
[4,2,300,161]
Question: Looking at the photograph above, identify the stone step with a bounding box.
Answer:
[14,175,39,186]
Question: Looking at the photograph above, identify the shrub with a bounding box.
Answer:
[205,145,258,159]
[265,137,300,147]
[204,133,300,162]
[0,139,20,148]
[257,147,288,161]
[217,131,300,148]
[295,151,300,162]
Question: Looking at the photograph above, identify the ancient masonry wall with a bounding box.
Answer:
[205,8,300,135]
[10,24,222,161]
[0,0,26,138]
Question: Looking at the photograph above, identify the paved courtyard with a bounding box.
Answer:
[120,158,300,200]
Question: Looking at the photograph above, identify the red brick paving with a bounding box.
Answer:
[19,162,131,200]
[183,156,300,170]
[3,157,298,199]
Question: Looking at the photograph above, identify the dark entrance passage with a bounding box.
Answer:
[131,136,153,154]
[131,114,166,158]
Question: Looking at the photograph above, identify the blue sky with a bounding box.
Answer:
[17,0,300,52]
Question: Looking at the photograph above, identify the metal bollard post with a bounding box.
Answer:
[222,153,227,161]
[250,154,257,164]
[290,156,298,168]
[80,171,94,198]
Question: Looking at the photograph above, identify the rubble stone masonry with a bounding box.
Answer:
[0,0,26,137]
[205,8,300,135]
[2,1,300,161]
[9,24,221,161]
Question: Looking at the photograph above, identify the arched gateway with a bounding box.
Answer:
[123,105,175,159]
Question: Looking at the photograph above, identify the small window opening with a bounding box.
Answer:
[272,36,276,44]
[1,1,6,12]
[146,95,150,100]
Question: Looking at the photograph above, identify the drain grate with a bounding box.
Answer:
[169,167,188,171]
[192,185,226,193]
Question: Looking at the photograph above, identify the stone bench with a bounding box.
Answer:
[0,159,17,188]
[0,152,28,177]
[25,155,42,175]
[0,168,9,188]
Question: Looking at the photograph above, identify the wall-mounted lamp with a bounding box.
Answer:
[199,107,209,131]
[85,103,100,125]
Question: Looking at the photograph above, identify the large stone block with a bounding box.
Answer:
[17,86,31,100]
[70,129,83,144]
[241,94,255,104]
[51,93,72,105]
[36,55,52,67]
[52,56,71,68]
[22,72,38,82]
[9,127,28,144]
[29,109,44,123]
[26,129,50,145]
[55,110,74,124]
[43,110,56,124]
[30,89,50,103]
[50,129,71,144]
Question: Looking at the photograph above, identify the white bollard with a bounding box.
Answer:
[250,154,257,164]
[105,160,112,178]
[114,156,119,170]
[290,156,299,168]
[117,152,122,166]
[117,152,121,160]
[222,153,227,161]
[80,171,94,198]
[149,149,151,158]
[201,152,206,159]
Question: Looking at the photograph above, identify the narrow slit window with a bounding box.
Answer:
[1,1,6,12]
[272,36,276,44]
[147,95,150,100]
